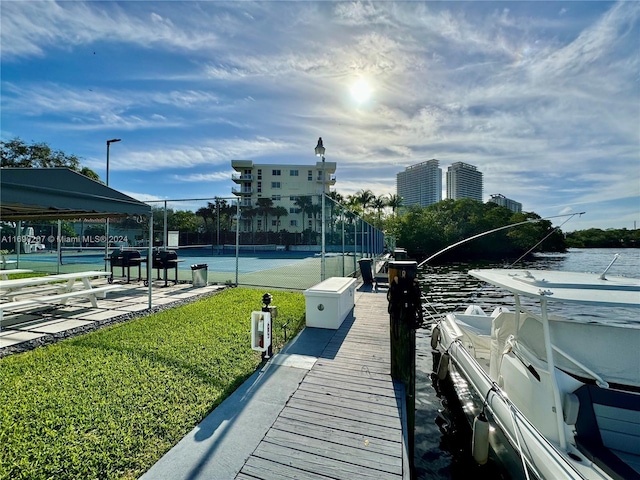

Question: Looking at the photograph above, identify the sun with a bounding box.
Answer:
[350,77,372,104]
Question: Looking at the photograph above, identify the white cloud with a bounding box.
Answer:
[1,1,638,230]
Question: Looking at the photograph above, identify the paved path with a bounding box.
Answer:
[142,286,410,480]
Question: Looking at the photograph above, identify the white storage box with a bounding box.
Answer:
[304,277,357,329]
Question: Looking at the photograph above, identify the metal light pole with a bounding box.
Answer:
[106,138,121,187]
[105,139,121,269]
[315,137,326,281]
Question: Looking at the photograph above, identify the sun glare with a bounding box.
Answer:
[350,77,372,104]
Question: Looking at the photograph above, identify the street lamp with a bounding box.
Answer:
[105,138,121,269]
[315,137,326,281]
[106,138,121,186]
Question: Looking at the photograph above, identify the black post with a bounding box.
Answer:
[387,260,421,479]
[262,293,273,359]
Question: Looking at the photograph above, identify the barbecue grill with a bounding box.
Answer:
[150,250,181,287]
[108,249,143,283]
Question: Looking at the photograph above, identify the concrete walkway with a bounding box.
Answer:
[141,286,410,480]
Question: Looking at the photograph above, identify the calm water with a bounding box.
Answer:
[413,248,640,479]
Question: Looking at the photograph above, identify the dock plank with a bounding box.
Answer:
[272,416,401,457]
[263,428,402,474]
[279,406,401,442]
[252,441,401,480]
[284,397,402,429]
[292,388,399,417]
[236,289,408,480]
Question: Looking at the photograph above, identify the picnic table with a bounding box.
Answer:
[0,271,122,329]
[0,269,33,281]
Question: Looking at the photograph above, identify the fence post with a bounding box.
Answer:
[387,260,420,478]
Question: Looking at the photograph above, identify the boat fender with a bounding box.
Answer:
[464,305,486,316]
[431,324,441,350]
[563,393,580,425]
[472,411,490,465]
[437,352,450,380]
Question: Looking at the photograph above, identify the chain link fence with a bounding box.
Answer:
[1,195,387,290]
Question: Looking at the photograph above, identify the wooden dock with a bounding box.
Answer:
[236,288,410,480]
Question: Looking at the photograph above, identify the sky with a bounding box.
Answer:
[1,1,639,232]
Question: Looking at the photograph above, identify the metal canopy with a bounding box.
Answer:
[0,168,151,221]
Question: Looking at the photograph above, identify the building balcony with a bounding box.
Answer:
[316,174,336,185]
[232,187,253,196]
[232,173,253,183]
[231,160,254,170]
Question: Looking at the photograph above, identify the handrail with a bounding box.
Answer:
[552,344,609,388]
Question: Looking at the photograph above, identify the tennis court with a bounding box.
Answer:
[5,247,360,290]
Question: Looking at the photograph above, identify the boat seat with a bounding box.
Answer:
[574,384,640,480]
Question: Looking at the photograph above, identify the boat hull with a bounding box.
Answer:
[435,315,612,480]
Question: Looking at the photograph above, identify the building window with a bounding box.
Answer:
[272,169,281,176]
[308,170,313,181]
[290,170,299,176]
[257,169,262,180]
[271,220,278,227]
[290,220,298,227]
[257,220,262,231]
[272,195,281,201]
[271,182,281,189]
[257,181,262,193]
[289,207,301,214]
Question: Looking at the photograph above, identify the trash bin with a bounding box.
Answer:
[191,264,208,287]
[358,258,373,285]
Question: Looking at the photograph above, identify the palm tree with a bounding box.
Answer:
[196,206,211,230]
[372,195,387,229]
[294,196,313,233]
[256,198,274,232]
[327,191,344,237]
[272,206,288,232]
[356,189,376,214]
[309,203,322,234]
[241,206,258,242]
[345,195,363,216]
[387,194,403,216]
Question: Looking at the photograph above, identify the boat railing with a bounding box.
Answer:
[513,308,611,388]
[551,344,609,388]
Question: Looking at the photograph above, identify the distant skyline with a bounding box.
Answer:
[1,1,638,232]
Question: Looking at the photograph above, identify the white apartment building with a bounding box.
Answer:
[396,159,442,207]
[488,193,522,213]
[231,159,336,233]
[446,162,483,202]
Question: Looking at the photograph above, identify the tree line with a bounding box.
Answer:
[565,228,639,248]
[2,137,636,257]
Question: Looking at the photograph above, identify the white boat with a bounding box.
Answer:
[431,264,640,480]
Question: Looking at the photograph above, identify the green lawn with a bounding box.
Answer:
[0,287,306,480]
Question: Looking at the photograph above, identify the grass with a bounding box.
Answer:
[0,287,306,480]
